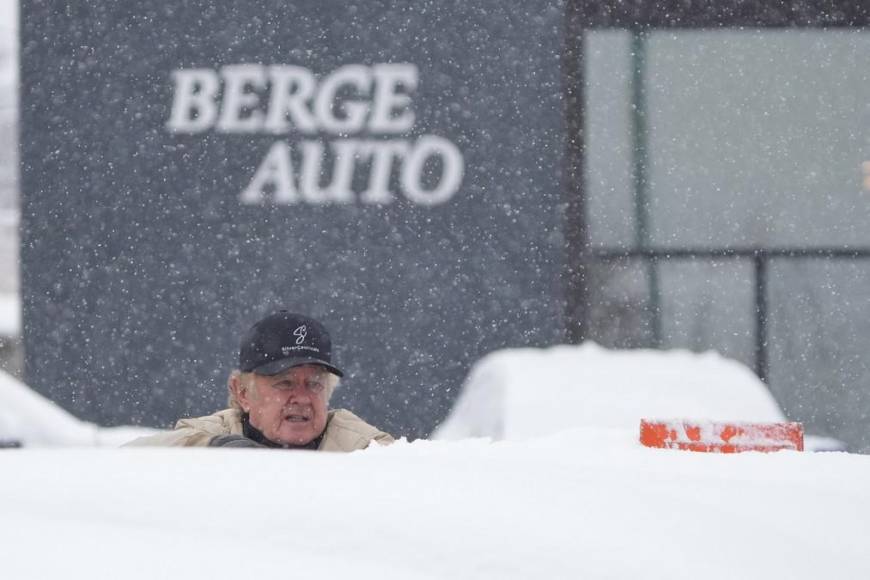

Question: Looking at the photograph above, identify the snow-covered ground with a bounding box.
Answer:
[1,344,868,578]
[2,430,869,579]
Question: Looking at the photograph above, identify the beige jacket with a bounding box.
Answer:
[124,408,394,451]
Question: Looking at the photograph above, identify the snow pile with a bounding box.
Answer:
[2,343,867,577]
[435,343,791,440]
[1,434,869,579]
[0,367,99,445]
[0,368,156,446]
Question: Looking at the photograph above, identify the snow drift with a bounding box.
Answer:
[1,433,868,580]
[0,368,155,446]
[433,343,842,451]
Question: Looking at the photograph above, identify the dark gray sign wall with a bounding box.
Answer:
[21,1,566,437]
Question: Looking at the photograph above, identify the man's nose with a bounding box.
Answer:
[284,383,310,402]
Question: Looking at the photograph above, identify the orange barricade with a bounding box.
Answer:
[639,419,804,453]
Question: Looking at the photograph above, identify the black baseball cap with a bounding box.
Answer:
[239,311,344,377]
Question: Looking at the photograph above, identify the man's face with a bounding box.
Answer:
[240,365,331,446]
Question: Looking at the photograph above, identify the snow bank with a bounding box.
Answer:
[435,343,792,440]
[0,368,156,446]
[2,343,866,578]
[0,367,99,445]
[1,433,868,579]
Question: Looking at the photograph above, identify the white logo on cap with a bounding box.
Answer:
[293,325,307,345]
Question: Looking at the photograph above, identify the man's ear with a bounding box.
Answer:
[229,371,252,413]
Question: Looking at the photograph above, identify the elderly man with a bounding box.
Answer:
[126,311,394,450]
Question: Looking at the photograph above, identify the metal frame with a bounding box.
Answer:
[589,248,870,381]
[562,0,870,379]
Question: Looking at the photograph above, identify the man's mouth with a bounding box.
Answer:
[284,413,310,423]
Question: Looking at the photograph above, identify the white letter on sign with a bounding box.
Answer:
[240,141,297,204]
[217,65,267,132]
[370,64,417,133]
[298,140,355,204]
[265,66,317,134]
[401,136,464,206]
[166,69,220,133]
[359,140,410,204]
[314,65,372,134]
